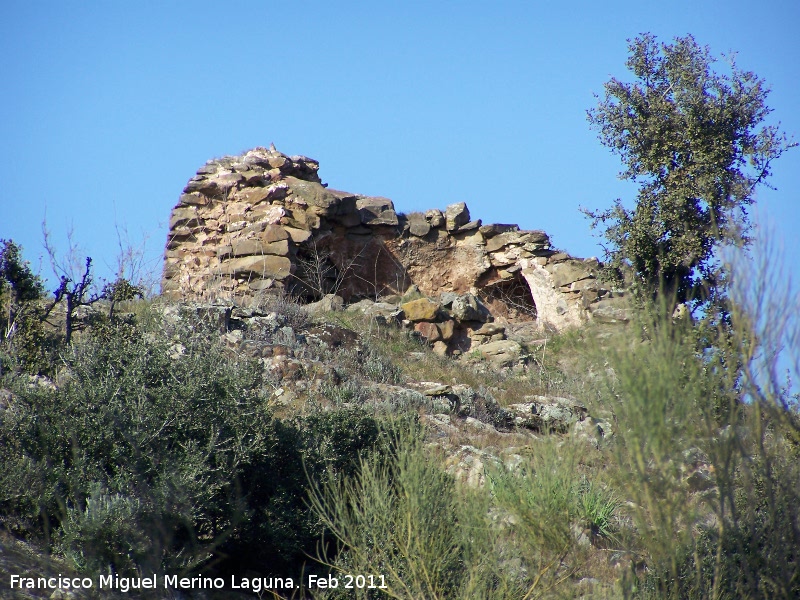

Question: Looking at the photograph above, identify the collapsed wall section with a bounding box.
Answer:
[162,147,626,331]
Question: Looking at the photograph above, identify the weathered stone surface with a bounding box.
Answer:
[479,223,519,238]
[230,239,289,257]
[169,207,199,229]
[284,226,312,244]
[590,298,631,323]
[485,230,550,253]
[432,341,449,356]
[262,224,290,243]
[507,396,586,433]
[549,260,593,288]
[446,445,499,487]
[357,301,404,324]
[306,294,344,314]
[451,294,490,323]
[407,212,431,237]
[520,261,585,330]
[234,184,287,204]
[356,196,398,226]
[458,219,481,232]
[445,202,470,231]
[437,319,455,340]
[217,255,292,279]
[426,209,444,228]
[472,322,505,336]
[179,192,209,206]
[401,298,440,322]
[414,321,442,342]
[475,340,521,366]
[285,177,339,213]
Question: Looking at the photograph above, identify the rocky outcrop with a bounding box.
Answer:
[162,147,626,332]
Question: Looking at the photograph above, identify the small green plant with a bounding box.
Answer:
[55,487,153,575]
[322,377,368,405]
[576,477,621,544]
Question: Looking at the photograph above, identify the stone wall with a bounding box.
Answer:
[162,146,627,331]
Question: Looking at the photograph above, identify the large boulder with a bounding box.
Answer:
[217,255,292,279]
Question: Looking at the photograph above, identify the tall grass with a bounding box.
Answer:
[587,291,800,599]
[309,424,505,599]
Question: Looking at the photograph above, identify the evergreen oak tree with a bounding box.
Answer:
[586,34,795,311]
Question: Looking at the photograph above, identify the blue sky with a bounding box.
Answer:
[2,0,798,292]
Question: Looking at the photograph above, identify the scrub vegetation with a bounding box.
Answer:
[1,33,798,600]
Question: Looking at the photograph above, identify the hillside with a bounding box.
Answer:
[1,150,798,599]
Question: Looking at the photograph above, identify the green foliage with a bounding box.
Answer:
[589,305,800,600]
[576,477,621,544]
[0,306,384,579]
[0,311,269,574]
[0,240,58,375]
[489,441,621,597]
[101,277,144,319]
[586,34,795,309]
[0,239,44,304]
[311,426,623,600]
[55,487,153,576]
[310,425,506,600]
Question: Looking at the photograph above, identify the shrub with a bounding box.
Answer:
[309,424,506,599]
[0,306,384,580]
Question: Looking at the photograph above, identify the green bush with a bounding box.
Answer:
[0,239,61,376]
[0,306,384,579]
[588,305,800,600]
[55,487,154,576]
[309,424,506,600]
[0,311,270,574]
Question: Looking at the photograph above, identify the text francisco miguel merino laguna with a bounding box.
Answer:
[9,572,389,593]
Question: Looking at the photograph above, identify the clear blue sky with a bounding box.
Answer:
[2,0,798,291]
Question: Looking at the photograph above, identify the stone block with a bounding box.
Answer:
[471,322,505,336]
[357,196,398,226]
[437,319,455,340]
[218,255,292,279]
[401,298,440,322]
[231,239,289,257]
[179,193,209,206]
[284,227,312,243]
[445,202,470,231]
[479,223,519,238]
[415,321,442,342]
[426,209,444,228]
[451,294,490,323]
[407,212,431,237]
[485,230,550,253]
[285,176,340,213]
[432,341,449,356]
[457,219,481,232]
[261,224,290,243]
[476,340,521,367]
[169,207,199,229]
[548,261,593,288]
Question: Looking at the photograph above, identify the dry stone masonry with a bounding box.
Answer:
[162,146,628,335]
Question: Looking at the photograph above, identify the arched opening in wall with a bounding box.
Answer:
[289,236,411,303]
[290,240,343,302]
[479,271,537,322]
